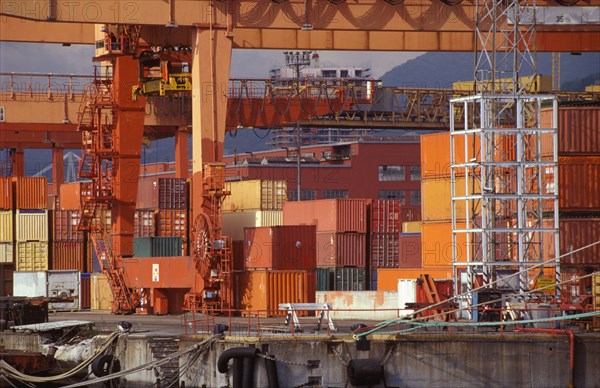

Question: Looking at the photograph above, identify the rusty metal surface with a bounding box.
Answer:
[0,177,13,210]
[284,199,368,233]
[316,232,367,268]
[13,177,47,210]
[244,225,317,270]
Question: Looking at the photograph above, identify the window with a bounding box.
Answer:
[322,70,336,78]
[289,189,317,201]
[410,165,421,181]
[378,165,405,181]
[379,190,405,204]
[410,190,421,206]
[340,70,349,78]
[322,190,349,199]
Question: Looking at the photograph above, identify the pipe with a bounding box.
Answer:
[516,327,575,388]
[242,356,255,388]
[231,358,243,388]
[217,347,259,373]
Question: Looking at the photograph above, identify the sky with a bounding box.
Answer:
[0,42,421,78]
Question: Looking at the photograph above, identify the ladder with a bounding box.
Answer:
[422,274,450,321]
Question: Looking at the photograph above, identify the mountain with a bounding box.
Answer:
[381,52,600,88]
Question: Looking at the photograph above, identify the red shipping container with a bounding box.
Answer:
[283,199,367,233]
[316,232,366,268]
[244,225,316,270]
[370,233,399,268]
[52,241,86,272]
[541,105,600,156]
[13,177,47,209]
[371,200,402,233]
[558,218,600,266]
[556,156,600,212]
[399,233,423,268]
[134,209,156,238]
[156,209,188,255]
[53,210,84,241]
[0,177,13,210]
[136,178,188,210]
[401,206,422,222]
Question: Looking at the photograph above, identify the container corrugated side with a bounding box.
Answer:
[91,273,112,311]
[317,268,334,291]
[133,237,182,257]
[421,132,480,179]
[335,268,366,291]
[156,209,187,237]
[283,199,367,233]
[80,273,91,310]
[371,200,402,233]
[421,222,467,267]
[370,233,399,268]
[316,232,366,268]
[16,210,49,242]
[47,270,80,311]
[13,177,48,209]
[0,210,13,242]
[557,217,600,266]
[555,156,600,211]
[52,241,85,272]
[158,178,188,210]
[0,177,13,209]
[0,243,14,263]
[223,210,283,240]
[541,105,600,156]
[52,210,83,241]
[15,241,49,271]
[134,209,156,238]
[223,180,287,211]
[244,225,317,270]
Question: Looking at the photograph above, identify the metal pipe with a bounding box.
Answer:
[516,326,575,388]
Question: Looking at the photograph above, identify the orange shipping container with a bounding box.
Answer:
[238,270,315,317]
[13,177,47,209]
[376,267,455,291]
[541,105,600,156]
[59,182,91,210]
[421,222,468,267]
[134,209,156,238]
[0,177,13,209]
[156,209,188,255]
[554,156,600,212]
[52,241,85,272]
[53,210,84,241]
[421,132,480,179]
[422,177,482,222]
[244,225,317,270]
[283,199,367,233]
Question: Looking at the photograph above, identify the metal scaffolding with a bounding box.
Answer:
[451,0,560,314]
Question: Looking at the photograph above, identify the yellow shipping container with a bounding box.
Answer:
[453,75,552,94]
[0,243,13,263]
[223,210,283,240]
[421,222,468,267]
[91,273,113,311]
[223,180,287,212]
[15,241,49,271]
[402,221,422,233]
[422,177,481,222]
[16,210,49,242]
[0,210,13,242]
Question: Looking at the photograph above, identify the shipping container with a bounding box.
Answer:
[400,206,422,222]
[15,210,48,242]
[15,241,49,271]
[1,264,14,296]
[136,178,188,210]
[284,199,368,233]
[238,270,315,317]
[421,132,480,179]
[244,225,316,270]
[402,221,422,233]
[552,156,600,212]
[0,243,14,264]
[52,210,83,241]
[335,268,366,291]
[399,233,423,268]
[541,105,600,156]
[317,267,335,291]
[0,177,13,209]
[370,233,399,268]
[52,241,85,272]
[91,208,111,230]
[13,271,48,297]
[371,200,402,233]
[46,270,80,311]
[421,222,468,267]
[134,209,156,238]
[133,237,183,257]
[156,209,187,238]
[376,267,455,291]
[59,181,91,210]
[422,177,482,222]
[13,177,48,209]
[80,273,91,310]
[556,217,600,266]
[0,210,13,242]
[223,210,283,240]
[223,180,287,212]
[316,232,366,268]
[91,273,113,311]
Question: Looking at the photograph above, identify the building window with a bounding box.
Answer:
[410,165,421,181]
[322,189,349,199]
[289,189,317,201]
[379,190,405,204]
[378,165,405,181]
[410,190,421,206]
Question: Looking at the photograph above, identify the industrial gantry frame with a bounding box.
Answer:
[1,0,599,315]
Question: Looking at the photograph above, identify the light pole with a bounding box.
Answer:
[283,51,312,79]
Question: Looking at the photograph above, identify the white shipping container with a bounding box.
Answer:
[16,210,49,242]
[13,270,80,311]
[0,243,13,263]
[13,271,48,298]
[223,210,283,240]
[397,279,417,318]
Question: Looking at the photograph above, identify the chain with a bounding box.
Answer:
[257,352,314,368]
[328,344,350,367]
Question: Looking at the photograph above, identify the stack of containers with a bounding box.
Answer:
[134,209,156,238]
[283,199,368,291]
[138,178,189,255]
[14,177,49,271]
[0,177,14,290]
[541,104,600,296]
[239,225,317,316]
[52,210,86,272]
